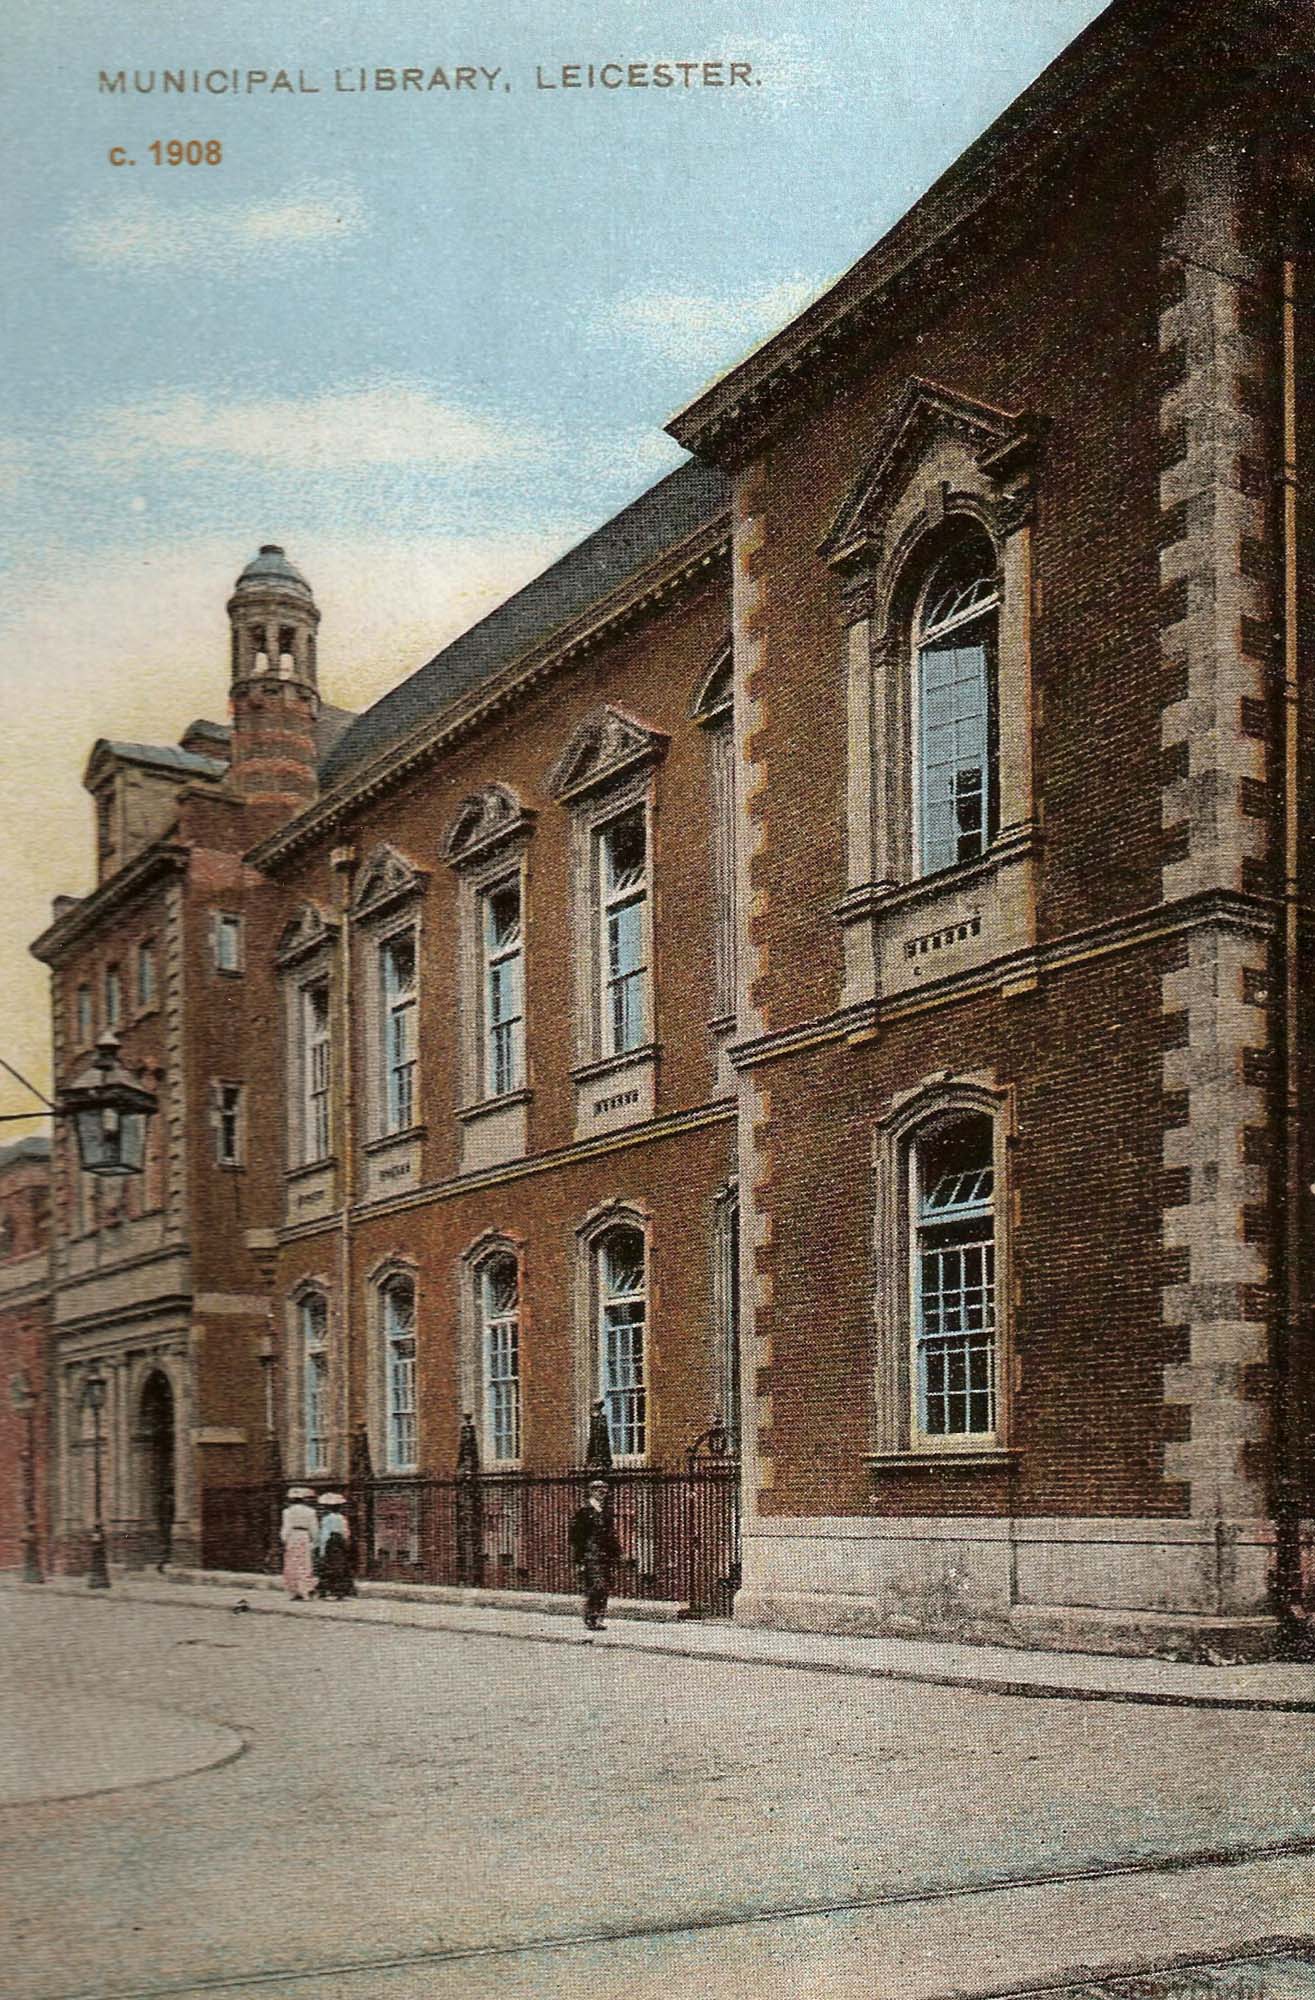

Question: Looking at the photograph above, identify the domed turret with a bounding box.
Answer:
[226,544,321,812]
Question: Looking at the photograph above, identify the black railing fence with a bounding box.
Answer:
[202,1455,740,1619]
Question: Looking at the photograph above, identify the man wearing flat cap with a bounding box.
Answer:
[569,1478,622,1631]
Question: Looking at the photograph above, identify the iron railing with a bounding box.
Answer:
[202,1458,740,1618]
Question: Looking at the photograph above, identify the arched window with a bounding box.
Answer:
[913,535,999,877]
[598,1226,647,1459]
[483,882,524,1097]
[381,1275,417,1472]
[911,1113,996,1438]
[479,1254,521,1463]
[300,1293,329,1474]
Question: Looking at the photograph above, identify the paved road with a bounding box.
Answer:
[3,1592,1313,1999]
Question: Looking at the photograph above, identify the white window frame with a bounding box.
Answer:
[479,1253,522,1464]
[300,979,332,1165]
[381,1274,418,1473]
[481,879,525,1099]
[213,912,244,975]
[379,930,418,1136]
[912,559,998,879]
[909,1115,997,1442]
[596,1224,648,1463]
[596,807,650,1059]
[104,964,122,1030]
[868,1077,1013,1466]
[301,1292,330,1475]
[75,983,92,1046]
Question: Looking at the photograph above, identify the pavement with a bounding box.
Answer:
[4,1582,1315,2000]
[9,1565,1315,1712]
[0,1686,242,1808]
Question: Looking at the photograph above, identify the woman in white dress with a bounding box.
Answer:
[279,1485,318,1600]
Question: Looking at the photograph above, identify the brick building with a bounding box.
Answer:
[0,1138,52,1576]
[23,0,1315,1652]
[668,0,1315,1653]
[31,473,740,1581]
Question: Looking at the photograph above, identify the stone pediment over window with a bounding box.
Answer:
[275,901,339,968]
[443,784,536,869]
[821,378,1047,577]
[546,706,668,806]
[351,843,429,922]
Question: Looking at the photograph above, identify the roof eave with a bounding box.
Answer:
[667,0,1280,460]
[250,505,731,873]
[30,841,190,965]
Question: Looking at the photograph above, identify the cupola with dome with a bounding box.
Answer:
[225,543,322,814]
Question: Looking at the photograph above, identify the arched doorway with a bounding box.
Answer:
[140,1371,175,1568]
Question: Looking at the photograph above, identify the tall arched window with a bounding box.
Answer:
[479,1254,521,1463]
[300,1292,329,1474]
[598,1226,647,1459]
[914,535,999,877]
[381,1275,417,1472]
[911,1113,996,1438]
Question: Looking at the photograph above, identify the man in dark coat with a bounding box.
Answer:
[569,1477,622,1631]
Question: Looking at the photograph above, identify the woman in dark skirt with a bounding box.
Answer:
[316,1493,356,1599]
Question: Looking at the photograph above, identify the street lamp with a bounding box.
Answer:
[256,1326,277,1442]
[60,1035,157,1177]
[0,1035,157,1177]
[8,1368,42,1584]
[256,1325,283,1567]
[81,1366,110,1590]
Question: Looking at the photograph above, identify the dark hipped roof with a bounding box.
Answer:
[319,459,728,788]
[87,741,228,782]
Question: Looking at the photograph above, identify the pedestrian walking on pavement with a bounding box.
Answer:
[279,1487,318,1601]
[569,1477,622,1631]
[316,1493,356,1600]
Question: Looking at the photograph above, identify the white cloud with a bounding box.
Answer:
[88,383,546,474]
[604,277,822,368]
[63,181,365,271]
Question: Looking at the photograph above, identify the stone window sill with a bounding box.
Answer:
[363,1125,426,1156]
[572,1043,659,1086]
[458,1088,531,1126]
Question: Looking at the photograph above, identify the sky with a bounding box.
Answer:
[0,0,1109,1129]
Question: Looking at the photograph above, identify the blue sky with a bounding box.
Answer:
[0,0,1107,1118]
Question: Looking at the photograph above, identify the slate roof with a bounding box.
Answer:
[90,741,228,781]
[319,458,728,789]
[0,1135,51,1168]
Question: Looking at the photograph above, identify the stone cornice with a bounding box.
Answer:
[30,842,189,965]
[730,888,1283,1071]
[250,513,730,873]
[275,1097,736,1241]
[667,0,1292,466]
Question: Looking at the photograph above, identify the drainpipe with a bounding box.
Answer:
[1274,242,1303,1635]
[332,844,357,1480]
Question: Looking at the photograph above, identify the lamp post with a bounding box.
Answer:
[81,1366,110,1590]
[8,1368,42,1584]
[256,1324,284,1568]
